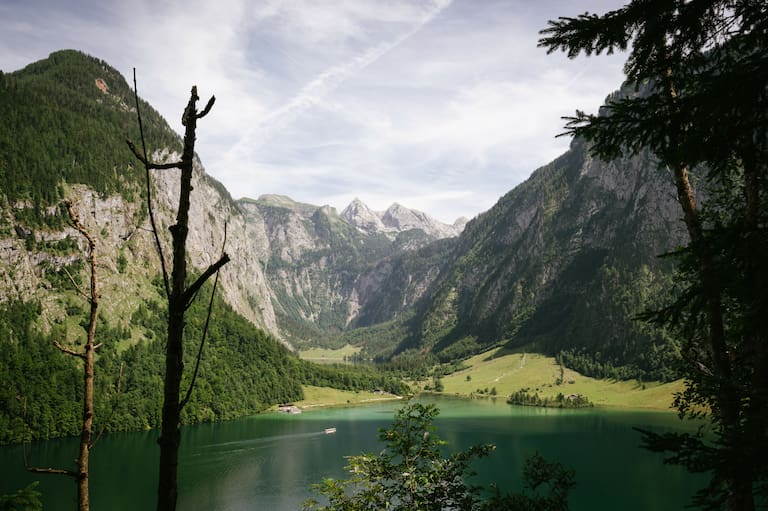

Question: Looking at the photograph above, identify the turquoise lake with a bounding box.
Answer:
[0,396,703,510]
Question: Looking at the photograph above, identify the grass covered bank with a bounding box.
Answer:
[287,385,403,410]
[422,348,684,410]
[292,346,683,411]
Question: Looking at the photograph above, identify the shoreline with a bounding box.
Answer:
[281,384,678,414]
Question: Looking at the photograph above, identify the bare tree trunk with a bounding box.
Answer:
[128,83,229,511]
[155,87,199,511]
[76,200,98,511]
[27,201,100,511]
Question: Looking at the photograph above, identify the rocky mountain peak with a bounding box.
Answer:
[381,202,459,239]
[340,199,463,239]
[453,217,470,232]
[341,198,386,234]
[381,203,419,230]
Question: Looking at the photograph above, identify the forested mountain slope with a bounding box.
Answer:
[0,50,462,350]
[0,50,414,443]
[399,136,687,379]
[1,49,691,395]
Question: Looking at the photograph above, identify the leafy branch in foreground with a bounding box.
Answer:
[0,482,42,511]
[304,403,575,511]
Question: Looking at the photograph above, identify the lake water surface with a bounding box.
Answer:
[0,396,703,510]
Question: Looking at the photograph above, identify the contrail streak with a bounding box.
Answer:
[226,0,452,159]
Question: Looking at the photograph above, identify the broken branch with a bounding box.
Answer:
[63,267,89,301]
[180,222,228,411]
[27,467,78,478]
[126,140,181,169]
[54,341,85,359]
[183,253,230,308]
[90,362,124,449]
[196,96,216,119]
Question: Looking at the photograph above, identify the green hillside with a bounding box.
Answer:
[0,49,179,212]
[430,348,684,410]
[0,282,407,445]
[390,137,685,381]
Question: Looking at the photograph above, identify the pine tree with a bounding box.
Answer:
[539,2,767,509]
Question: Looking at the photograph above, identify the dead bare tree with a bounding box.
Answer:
[128,73,230,511]
[26,201,101,511]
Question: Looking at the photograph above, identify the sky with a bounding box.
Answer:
[0,0,629,223]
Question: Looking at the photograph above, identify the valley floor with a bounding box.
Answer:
[290,385,403,410]
[418,348,685,410]
[296,346,685,411]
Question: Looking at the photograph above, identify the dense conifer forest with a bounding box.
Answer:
[0,283,406,445]
[0,50,178,210]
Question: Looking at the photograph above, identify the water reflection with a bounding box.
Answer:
[0,397,702,510]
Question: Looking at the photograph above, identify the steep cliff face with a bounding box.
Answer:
[0,160,279,340]
[1,50,690,374]
[0,50,465,350]
[0,152,457,349]
[405,136,686,370]
[235,195,457,346]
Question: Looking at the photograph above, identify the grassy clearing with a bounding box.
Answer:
[299,344,361,363]
[420,348,684,411]
[293,385,403,409]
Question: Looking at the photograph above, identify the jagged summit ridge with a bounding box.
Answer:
[341,198,387,234]
[341,198,464,239]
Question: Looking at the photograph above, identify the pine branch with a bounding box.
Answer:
[538,8,633,58]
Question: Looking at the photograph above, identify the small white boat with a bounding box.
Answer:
[323,427,337,434]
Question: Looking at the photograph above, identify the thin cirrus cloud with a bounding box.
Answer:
[221,0,453,166]
[0,0,628,223]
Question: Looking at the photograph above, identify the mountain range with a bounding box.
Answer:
[1,49,683,381]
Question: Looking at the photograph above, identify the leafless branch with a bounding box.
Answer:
[196,96,216,119]
[64,202,95,250]
[64,201,97,303]
[63,267,89,301]
[131,68,171,299]
[126,141,182,169]
[183,253,231,308]
[21,394,75,478]
[54,341,85,359]
[89,363,124,449]
[180,222,228,411]
[27,467,78,478]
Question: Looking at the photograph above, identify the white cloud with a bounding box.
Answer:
[220,0,453,167]
[0,0,628,222]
